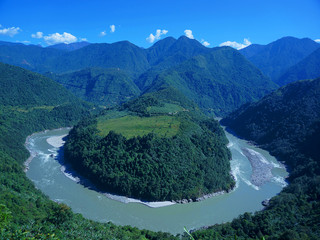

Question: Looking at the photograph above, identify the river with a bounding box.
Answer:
[25,128,288,234]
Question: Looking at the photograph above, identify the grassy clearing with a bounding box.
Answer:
[97,114,180,138]
[147,103,184,114]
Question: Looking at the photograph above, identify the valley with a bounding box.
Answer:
[0,33,319,239]
[25,127,287,234]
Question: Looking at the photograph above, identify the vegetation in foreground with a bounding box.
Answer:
[0,62,178,239]
[187,78,320,239]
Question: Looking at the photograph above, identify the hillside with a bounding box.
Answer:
[191,77,320,239]
[51,41,150,75]
[277,47,320,86]
[0,44,64,72]
[51,67,140,107]
[240,36,319,81]
[0,62,79,106]
[140,46,277,116]
[0,38,276,116]
[64,91,235,201]
[221,77,320,165]
[238,43,265,58]
[0,62,177,239]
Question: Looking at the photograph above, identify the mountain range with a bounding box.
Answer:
[0,35,320,239]
[0,36,279,116]
[239,36,319,83]
[277,47,320,86]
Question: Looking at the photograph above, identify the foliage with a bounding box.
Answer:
[189,77,320,239]
[97,114,181,138]
[122,94,164,116]
[139,47,277,116]
[0,62,178,239]
[50,67,140,107]
[0,62,79,106]
[222,77,320,169]
[64,110,234,201]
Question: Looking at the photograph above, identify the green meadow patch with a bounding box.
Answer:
[97,114,180,138]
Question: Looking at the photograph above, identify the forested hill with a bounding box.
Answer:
[190,78,320,239]
[0,62,79,106]
[276,47,320,86]
[221,77,320,167]
[0,61,91,163]
[64,91,235,201]
[239,36,319,82]
[139,46,277,116]
[50,67,141,107]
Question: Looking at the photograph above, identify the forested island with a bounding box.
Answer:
[64,94,235,202]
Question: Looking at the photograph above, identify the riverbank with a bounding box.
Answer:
[25,127,289,234]
[24,128,71,172]
[26,130,280,209]
[44,133,176,208]
[43,132,237,208]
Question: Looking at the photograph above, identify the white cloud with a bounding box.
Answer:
[162,29,168,35]
[100,30,106,37]
[184,29,194,39]
[0,26,21,37]
[80,38,88,42]
[314,39,320,43]
[146,29,168,43]
[44,32,77,45]
[146,33,155,43]
[201,39,210,47]
[31,32,43,39]
[202,41,210,47]
[219,38,252,50]
[110,25,115,33]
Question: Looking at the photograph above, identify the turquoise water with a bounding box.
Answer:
[26,128,288,234]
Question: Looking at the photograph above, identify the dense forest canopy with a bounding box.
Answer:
[191,77,320,240]
[64,94,235,201]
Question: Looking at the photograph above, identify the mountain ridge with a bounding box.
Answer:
[46,41,91,51]
[239,36,319,81]
[276,47,320,86]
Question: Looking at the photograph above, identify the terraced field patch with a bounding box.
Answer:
[97,114,180,138]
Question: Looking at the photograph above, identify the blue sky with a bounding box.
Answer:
[0,0,319,49]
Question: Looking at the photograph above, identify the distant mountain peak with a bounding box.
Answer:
[240,36,320,81]
[47,41,91,51]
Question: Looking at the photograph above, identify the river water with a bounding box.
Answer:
[25,128,288,234]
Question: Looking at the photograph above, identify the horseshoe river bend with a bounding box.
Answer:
[25,128,288,234]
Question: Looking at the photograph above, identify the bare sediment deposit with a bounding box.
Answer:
[241,148,273,186]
